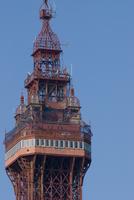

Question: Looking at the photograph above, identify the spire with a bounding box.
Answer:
[70,87,75,97]
[33,0,61,55]
[20,92,24,105]
[15,93,26,116]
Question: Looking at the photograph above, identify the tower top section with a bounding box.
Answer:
[33,0,62,55]
[40,0,53,20]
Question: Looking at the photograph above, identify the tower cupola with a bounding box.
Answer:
[33,0,61,55]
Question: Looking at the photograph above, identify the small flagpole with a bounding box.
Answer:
[71,64,73,78]
[70,64,73,87]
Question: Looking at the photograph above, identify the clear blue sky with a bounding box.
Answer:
[0,0,134,199]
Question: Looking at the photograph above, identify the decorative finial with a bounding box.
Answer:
[20,91,24,105]
[70,87,75,97]
[40,0,52,20]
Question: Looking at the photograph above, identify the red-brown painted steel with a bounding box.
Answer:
[5,1,92,200]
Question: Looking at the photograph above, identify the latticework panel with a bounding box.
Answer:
[6,155,90,200]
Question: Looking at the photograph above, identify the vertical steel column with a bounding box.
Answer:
[70,157,75,200]
[41,155,46,200]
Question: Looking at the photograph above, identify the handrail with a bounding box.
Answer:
[25,69,70,86]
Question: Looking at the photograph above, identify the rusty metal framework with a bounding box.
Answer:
[33,0,61,54]
[5,1,92,200]
[6,155,90,200]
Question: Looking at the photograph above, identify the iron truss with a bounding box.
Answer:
[6,155,90,200]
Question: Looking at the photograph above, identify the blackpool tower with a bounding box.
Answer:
[4,1,92,199]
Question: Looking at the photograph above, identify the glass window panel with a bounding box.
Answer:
[65,141,68,148]
[31,139,34,146]
[60,141,63,148]
[36,139,39,146]
[18,142,21,149]
[46,140,49,147]
[70,141,73,148]
[29,139,32,147]
[75,141,78,148]
[55,140,58,147]
[27,140,29,147]
[21,140,24,148]
[79,142,82,149]
[50,140,54,147]
[41,139,44,146]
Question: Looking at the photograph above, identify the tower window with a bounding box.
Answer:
[55,140,58,147]
[45,140,49,147]
[48,84,57,102]
[79,142,83,149]
[50,140,54,147]
[29,139,33,147]
[75,141,78,148]
[36,139,39,146]
[57,86,64,101]
[41,139,44,146]
[26,140,30,147]
[70,141,73,148]
[65,141,68,148]
[60,141,64,148]
[39,80,46,102]
[21,141,24,148]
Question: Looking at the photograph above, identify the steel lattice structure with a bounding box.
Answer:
[5,1,92,200]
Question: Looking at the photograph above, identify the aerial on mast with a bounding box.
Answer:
[44,0,49,7]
